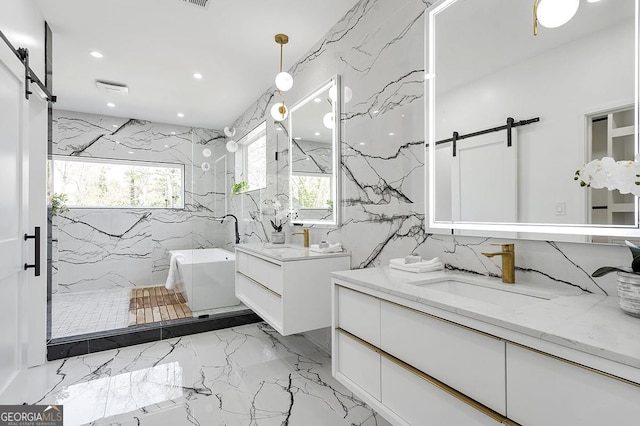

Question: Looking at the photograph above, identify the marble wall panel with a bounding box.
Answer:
[52,110,227,294]
[225,0,623,310]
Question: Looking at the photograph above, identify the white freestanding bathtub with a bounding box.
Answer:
[169,248,240,312]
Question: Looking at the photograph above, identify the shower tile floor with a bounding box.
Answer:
[3,322,391,425]
[51,288,250,339]
[52,289,131,338]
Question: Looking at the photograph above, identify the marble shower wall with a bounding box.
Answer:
[227,0,625,301]
[51,110,231,294]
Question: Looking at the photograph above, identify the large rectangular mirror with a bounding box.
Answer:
[427,0,639,241]
[289,75,342,226]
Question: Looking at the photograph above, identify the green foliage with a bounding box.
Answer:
[50,193,69,216]
[291,176,330,208]
[232,180,250,195]
[51,160,183,208]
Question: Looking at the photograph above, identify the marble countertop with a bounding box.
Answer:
[236,243,350,262]
[333,267,640,370]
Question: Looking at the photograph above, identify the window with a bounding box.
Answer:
[51,157,184,208]
[235,122,266,192]
[291,175,331,209]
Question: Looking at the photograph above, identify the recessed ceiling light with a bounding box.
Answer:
[313,98,322,103]
[373,110,379,114]
[115,141,121,144]
[164,144,169,148]
[193,72,203,79]
[107,102,115,107]
[112,124,118,128]
[177,113,184,118]
[389,132,394,136]
[171,131,176,135]
[89,50,104,58]
[359,142,365,146]
[276,127,282,131]
[128,151,134,154]
[294,137,302,140]
[315,132,320,136]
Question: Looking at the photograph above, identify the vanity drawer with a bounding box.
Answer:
[381,357,502,426]
[236,273,282,329]
[380,301,506,414]
[336,285,380,347]
[335,331,381,402]
[506,343,640,426]
[237,251,282,295]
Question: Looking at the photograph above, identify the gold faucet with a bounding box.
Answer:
[291,228,310,248]
[481,243,515,284]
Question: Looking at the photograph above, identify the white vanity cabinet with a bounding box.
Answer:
[506,343,640,426]
[332,277,640,426]
[333,284,505,426]
[235,245,350,336]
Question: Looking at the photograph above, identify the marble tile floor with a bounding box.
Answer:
[4,322,391,426]
[52,288,249,339]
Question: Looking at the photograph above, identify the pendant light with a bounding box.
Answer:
[224,126,238,152]
[271,101,288,121]
[534,0,579,36]
[271,33,291,122]
[274,34,293,92]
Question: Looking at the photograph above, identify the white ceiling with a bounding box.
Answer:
[34,0,360,129]
[434,0,634,95]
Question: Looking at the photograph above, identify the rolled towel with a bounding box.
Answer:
[309,242,343,253]
[389,257,440,268]
[389,262,444,273]
[165,253,185,290]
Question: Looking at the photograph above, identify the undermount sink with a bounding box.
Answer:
[416,280,550,308]
[262,243,298,249]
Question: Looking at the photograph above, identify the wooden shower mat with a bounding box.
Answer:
[128,287,192,326]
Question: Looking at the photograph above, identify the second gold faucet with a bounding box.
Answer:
[292,228,310,248]
[481,243,515,284]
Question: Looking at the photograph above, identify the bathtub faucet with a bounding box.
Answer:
[220,214,240,244]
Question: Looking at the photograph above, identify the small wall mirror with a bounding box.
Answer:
[427,0,639,242]
[289,75,341,226]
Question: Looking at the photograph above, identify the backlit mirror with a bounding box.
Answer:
[427,0,639,242]
[289,75,341,226]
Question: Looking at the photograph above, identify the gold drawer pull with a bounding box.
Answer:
[336,328,519,425]
[238,272,282,298]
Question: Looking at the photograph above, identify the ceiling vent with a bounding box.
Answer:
[181,0,210,9]
[95,80,129,95]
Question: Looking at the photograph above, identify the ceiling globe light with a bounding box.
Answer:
[275,72,293,92]
[323,112,335,129]
[226,140,238,152]
[534,0,579,35]
[271,102,288,122]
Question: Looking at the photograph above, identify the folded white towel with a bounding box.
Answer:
[389,262,444,273]
[309,242,343,253]
[165,253,185,290]
[389,257,441,268]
